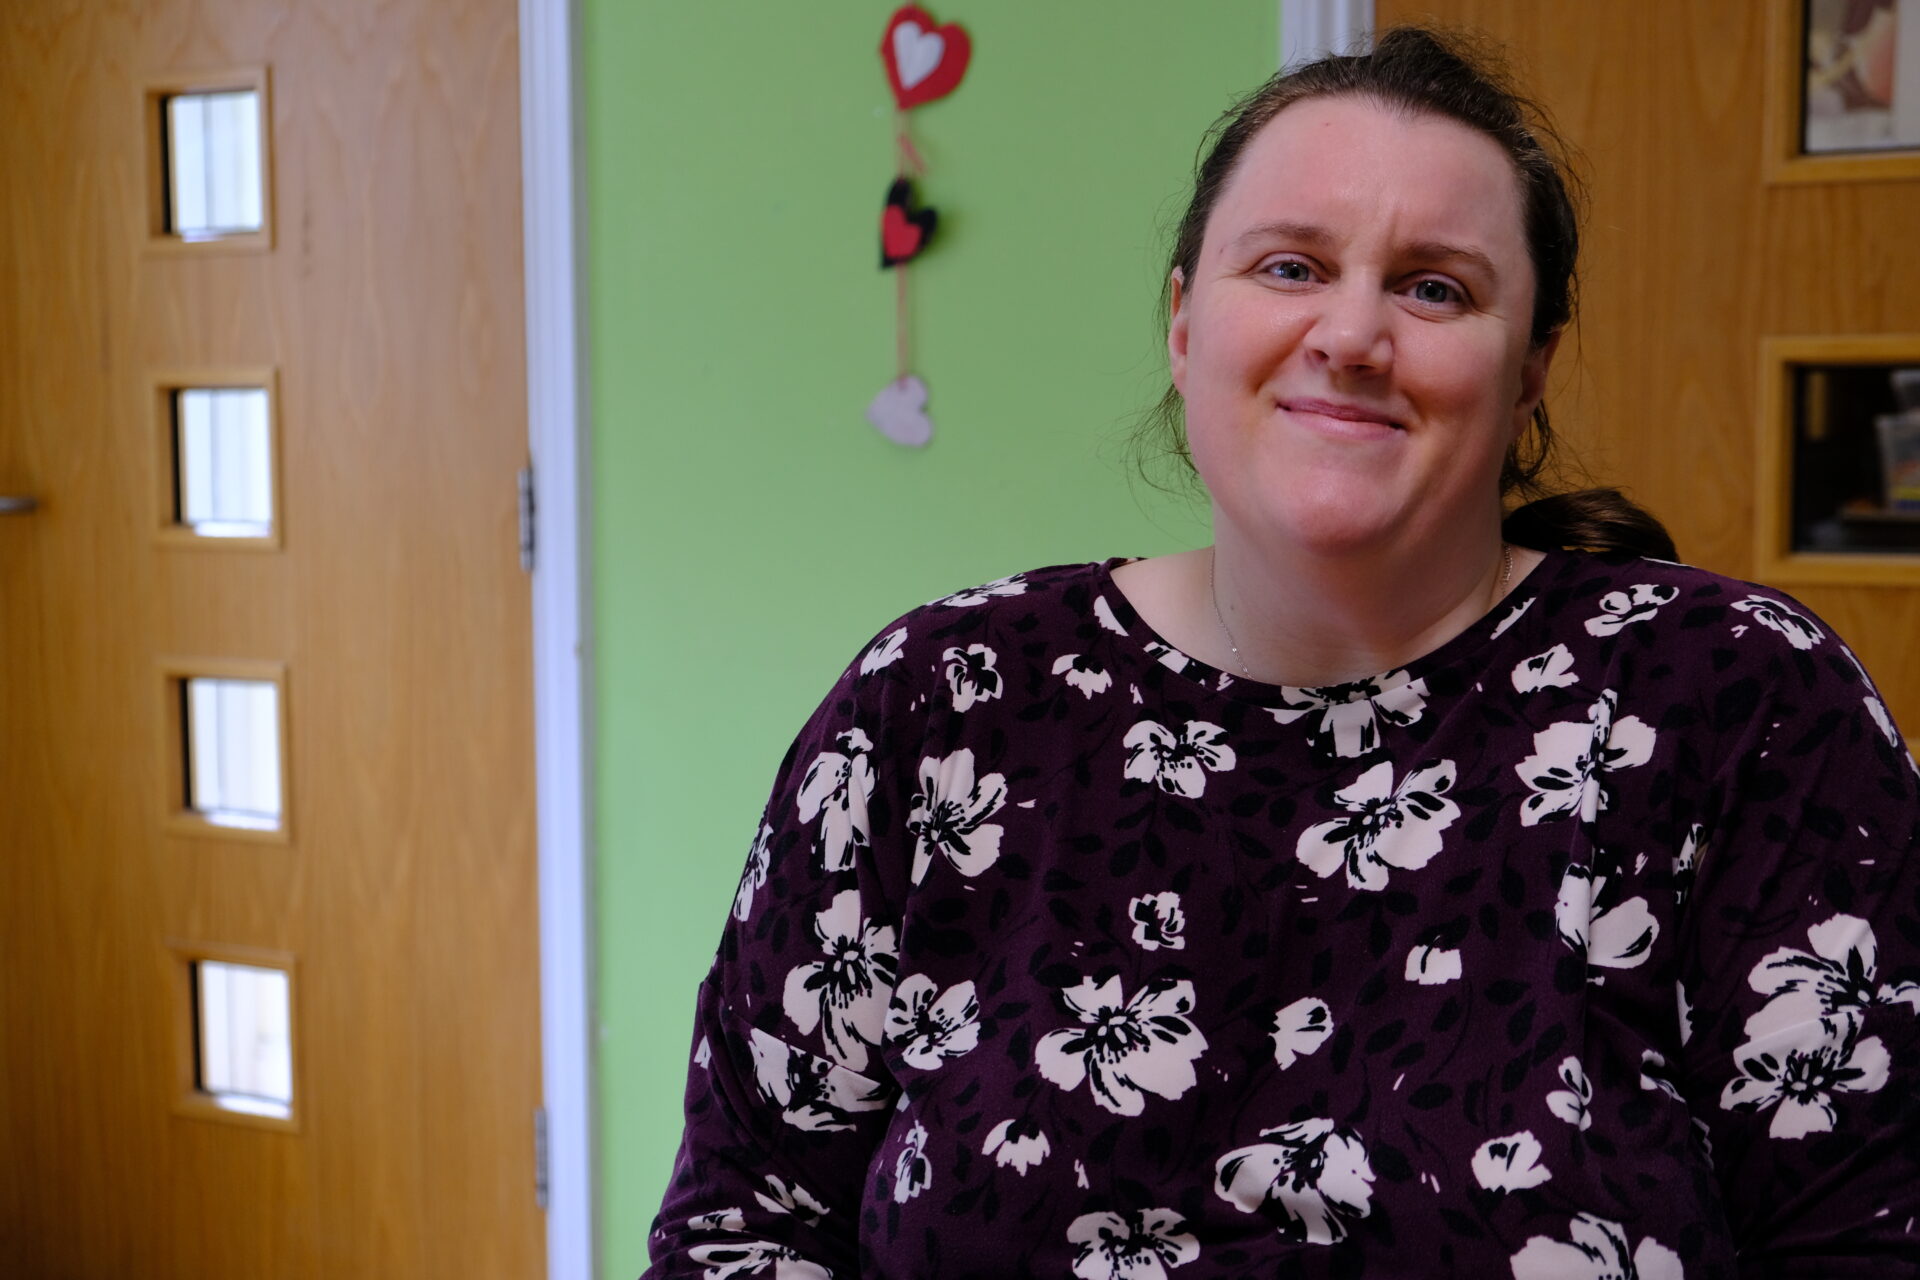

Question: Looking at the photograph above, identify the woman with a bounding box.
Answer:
[645,29,1920,1278]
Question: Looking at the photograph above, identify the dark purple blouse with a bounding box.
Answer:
[644,552,1920,1279]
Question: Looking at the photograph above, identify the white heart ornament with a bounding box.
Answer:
[892,23,945,90]
[866,374,935,448]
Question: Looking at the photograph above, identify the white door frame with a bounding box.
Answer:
[519,0,596,1277]
[1280,0,1373,65]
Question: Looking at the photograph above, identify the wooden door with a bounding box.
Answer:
[0,2,545,1276]
[1373,0,1920,734]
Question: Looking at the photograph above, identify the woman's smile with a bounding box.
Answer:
[1277,396,1406,441]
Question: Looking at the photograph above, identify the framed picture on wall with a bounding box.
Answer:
[1767,0,1920,181]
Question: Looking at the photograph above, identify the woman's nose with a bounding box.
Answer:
[1305,280,1392,374]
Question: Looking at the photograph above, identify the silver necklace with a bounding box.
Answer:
[1208,544,1512,681]
[1208,549,1253,678]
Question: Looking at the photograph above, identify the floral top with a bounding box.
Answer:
[643,552,1920,1280]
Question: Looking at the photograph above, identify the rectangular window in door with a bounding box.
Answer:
[149,370,281,549]
[158,659,291,843]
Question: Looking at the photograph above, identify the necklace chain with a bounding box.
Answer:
[1208,544,1513,681]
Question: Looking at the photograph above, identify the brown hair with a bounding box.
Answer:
[1138,26,1676,561]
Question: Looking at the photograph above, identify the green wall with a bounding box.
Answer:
[582,4,1276,1274]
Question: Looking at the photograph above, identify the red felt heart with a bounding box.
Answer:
[880,5,971,111]
[882,205,924,260]
[880,178,937,268]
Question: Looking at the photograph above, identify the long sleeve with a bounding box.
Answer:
[643,622,927,1279]
[1671,592,1920,1274]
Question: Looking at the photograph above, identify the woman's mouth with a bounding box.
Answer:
[1278,398,1404,438]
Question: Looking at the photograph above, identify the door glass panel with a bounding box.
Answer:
[184,678,281,829]
[174,388,273,537]
[195,960,293,1117]
[165,90,264,239]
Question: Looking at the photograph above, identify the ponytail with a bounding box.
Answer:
[1503,487,1677,560]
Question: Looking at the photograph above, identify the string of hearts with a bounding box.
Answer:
[866,4,970,449]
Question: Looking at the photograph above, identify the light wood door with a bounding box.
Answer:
[0,1,544,1276]
[1374,0,1920,730]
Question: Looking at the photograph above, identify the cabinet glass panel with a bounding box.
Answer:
[195,960,293,1118]
[164,90,264,239]
[173,387,273,538]
[183,678,282,830]
[1791,363,1920,553]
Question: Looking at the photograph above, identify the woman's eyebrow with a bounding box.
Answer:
[1228,220,1335,252]
[1401,240,1500,282]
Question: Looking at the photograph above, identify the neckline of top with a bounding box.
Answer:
[1090,548,1584,707]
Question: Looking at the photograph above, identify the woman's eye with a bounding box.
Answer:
[1266,260,1312,283]
[1411,279,1462,306]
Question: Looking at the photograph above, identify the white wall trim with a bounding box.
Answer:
[520,0,597,1277]
[1279,0,1373,67]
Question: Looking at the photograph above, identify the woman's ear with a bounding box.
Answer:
[1513,330,1562,439]
[1167,268,1189,395]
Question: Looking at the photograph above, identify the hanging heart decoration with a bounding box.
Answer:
[867,5,970,450]
[881,4,972,111]
[880,178,937,267]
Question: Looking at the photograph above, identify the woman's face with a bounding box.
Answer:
[1170,96,1556,561]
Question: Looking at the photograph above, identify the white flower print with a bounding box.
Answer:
[1510,1213,1683,1280]
[1677,981,1694,1046]
[1673,824,1702,907]
[688,1240,830,1280]
[1583,583,1680,637]
[1036,974,1207,1116]
[753,1174,828,1226]
[1404,944,1462,985]
[1639,1049,1683,1102]
[1863,696,1920,777]
[746,1027,889,1132]
[1511,643,1578,693]
[935,573,1027,608]
[795,728,874,873]
[732,822,772,922]
[882,974,980,1069]
[1489,595,1534,639]
[982,1117,1051,1174]
[695,1036,712,1070]
[1470,1130,1551,1191]
[1271,997,1334,1069]
[1123,720,1236,798]
[1215,1119,1376,1245]
[1142,639,1198,675]
[1093,594,1129,635]
[1129,891,1186,951]
[892,1121,931,1202]
[943,644,1002,712]
[1296,758,1461,891]
[1516,690,1655,826]
[859,626,907,674]
[906,748,1008,885]
[1731,594,1823,650]
[1721,1016,1891,1139]
[781,889,898,1072]
[1269,674,1428,758]
[1066,1208,1199,1280]
[1743,914,1920,1043]
[1546,1056,1593,1130]
[1554,864,1658,970]
[688,1208,744,1233]
[1865,695,1901,748]
[1054,652,1114,699]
